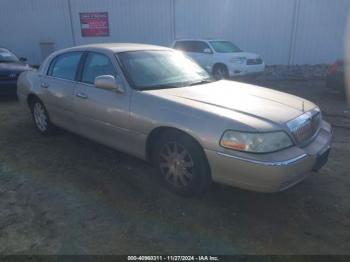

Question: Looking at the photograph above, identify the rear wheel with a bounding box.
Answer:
[213,64,229,80]
[152,130,211,196]
[30,98,58,135]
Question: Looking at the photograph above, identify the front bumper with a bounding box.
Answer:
[205,120,332,192]
[228,63,265,77]
[0,80,17,95]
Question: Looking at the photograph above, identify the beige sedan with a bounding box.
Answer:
[17,43,332,196]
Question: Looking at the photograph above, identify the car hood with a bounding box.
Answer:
[0,62,32,73]
[144,80,316,127]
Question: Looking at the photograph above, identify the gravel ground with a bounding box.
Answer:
[0,80,349,255]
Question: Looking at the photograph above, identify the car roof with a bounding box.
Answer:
[60,43,171,53]
[40,43,175,73]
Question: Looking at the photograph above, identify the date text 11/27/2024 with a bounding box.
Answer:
[127,256,220,261]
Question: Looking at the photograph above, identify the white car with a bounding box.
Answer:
[172,39,265,79]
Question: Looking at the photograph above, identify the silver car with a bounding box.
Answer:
[17,43,332,196]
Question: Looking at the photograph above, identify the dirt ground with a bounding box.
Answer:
[0,80,349,255]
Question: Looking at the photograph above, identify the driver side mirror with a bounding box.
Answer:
[19,57,27,62]
[94,75,124,93]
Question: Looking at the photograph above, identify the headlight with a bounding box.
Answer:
[230,57,246,64]
[220,130,293,153]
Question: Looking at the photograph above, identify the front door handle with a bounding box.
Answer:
[76,92,88,99]
[41,82,49,88]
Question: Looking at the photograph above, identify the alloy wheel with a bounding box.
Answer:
[159,142,194,188]
[214,67,227,80]
[33,102,48,132]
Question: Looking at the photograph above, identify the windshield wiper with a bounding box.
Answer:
[188,79,215,86]
[140,84,184,91]
[140,79,215,91]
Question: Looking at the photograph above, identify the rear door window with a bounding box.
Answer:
[174,41,190,52]
[48,52,83,81]
[174,41,210,53]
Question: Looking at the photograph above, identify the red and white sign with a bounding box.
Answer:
[80,12,109,37]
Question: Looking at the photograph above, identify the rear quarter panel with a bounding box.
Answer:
[17,70,43,109]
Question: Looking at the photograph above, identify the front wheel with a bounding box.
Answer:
[30,98,58,135]
[213,64,229,80]
[152,130,211,196]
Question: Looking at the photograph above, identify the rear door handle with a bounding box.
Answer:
[41,82,49,88]
[76,92,88,99]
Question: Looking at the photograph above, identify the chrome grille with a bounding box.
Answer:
[247,58,263,65]
[287,109,321,145]
[0,73,17,81]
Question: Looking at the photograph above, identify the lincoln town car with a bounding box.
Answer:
[17,44,332,196]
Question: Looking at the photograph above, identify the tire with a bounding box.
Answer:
[152,130,211,196]
[213,64,229,80]
[29,98,58,135]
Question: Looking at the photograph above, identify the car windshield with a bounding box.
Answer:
[117,50,213,90]
[209,41,242,53]
[0,48,19,63]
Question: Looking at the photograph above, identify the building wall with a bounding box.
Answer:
[0,0,74,64]
[0,0,349,65]
[174,0,296,64]
[69,0,174,47]
[291,0,350,64]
